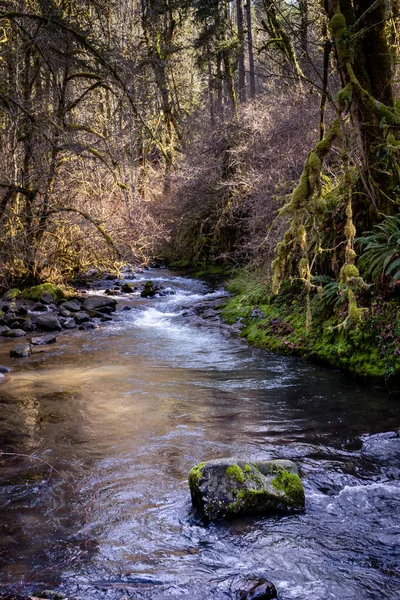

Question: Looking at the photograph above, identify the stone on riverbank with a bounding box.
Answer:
[10,343,32,358]
[188,458,304,521]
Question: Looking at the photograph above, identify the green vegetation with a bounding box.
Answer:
[222,270,400,382]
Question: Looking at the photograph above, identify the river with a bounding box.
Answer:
[0,269,399,599]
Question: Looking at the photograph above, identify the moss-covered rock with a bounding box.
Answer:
[21,283,65,301]
[188,457,304,521]
[2,288,21,301]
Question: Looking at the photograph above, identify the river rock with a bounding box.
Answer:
[36,315,62,331]
[63,318,77,329]
[222,575,277,600]
[10,343,32,357]
[11,319,26,329]
[79,322,97,330]
[188,458,305,521]
[121,282,136,293]
[0,326,11,335]
[141,281,162,298]
[62,300,81,312]
[22,319,36,332]
[40,292,54,304]
[81,295,117,312]
[73,311,90,324]
[58,307,71,318]
[33,303,49,312]
[0,365,11,373]
[31,334,57,345]
[122,305,133,311]
[4,329,26,338]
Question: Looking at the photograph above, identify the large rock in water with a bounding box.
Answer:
[188,458,305,521]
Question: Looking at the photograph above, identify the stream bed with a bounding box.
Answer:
[0,269,399,599]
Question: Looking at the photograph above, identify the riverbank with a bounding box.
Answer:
[219,269,400,387]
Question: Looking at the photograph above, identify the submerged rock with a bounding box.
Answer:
[188,458,305,521]
[0,365,11,373]
[223,575,277,600]
[31,335,57,345]
[10,343,32,358]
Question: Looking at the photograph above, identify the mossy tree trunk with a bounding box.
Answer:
[326,0,399,217]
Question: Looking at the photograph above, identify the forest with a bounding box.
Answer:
[1,2,400,599]
[1,0,400,379]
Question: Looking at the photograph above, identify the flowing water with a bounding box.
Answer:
[0,270,399,599]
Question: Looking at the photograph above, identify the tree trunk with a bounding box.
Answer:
[246,0,256,99]
[236,0,246,103]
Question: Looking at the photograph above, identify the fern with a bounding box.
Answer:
[357,216,400,288]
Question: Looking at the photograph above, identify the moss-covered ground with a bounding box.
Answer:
[221,270,400,384]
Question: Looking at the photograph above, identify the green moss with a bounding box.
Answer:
[330,12,346,33]
[188,462,205,490]
[271,470,305,507]
[340,264,359,283]
[22,283,65,301]
[226,464,245,483]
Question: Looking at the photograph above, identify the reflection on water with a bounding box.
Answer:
[0,270,399,599]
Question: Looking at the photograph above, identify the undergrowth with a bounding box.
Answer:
[222,270,400,383]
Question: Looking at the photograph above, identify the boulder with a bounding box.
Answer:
[10,343,32,358]
[31,335,57,345]
[0,326,11,335]
[188,458,305,521]
[36,315,62,332]
[81,295,117,312]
